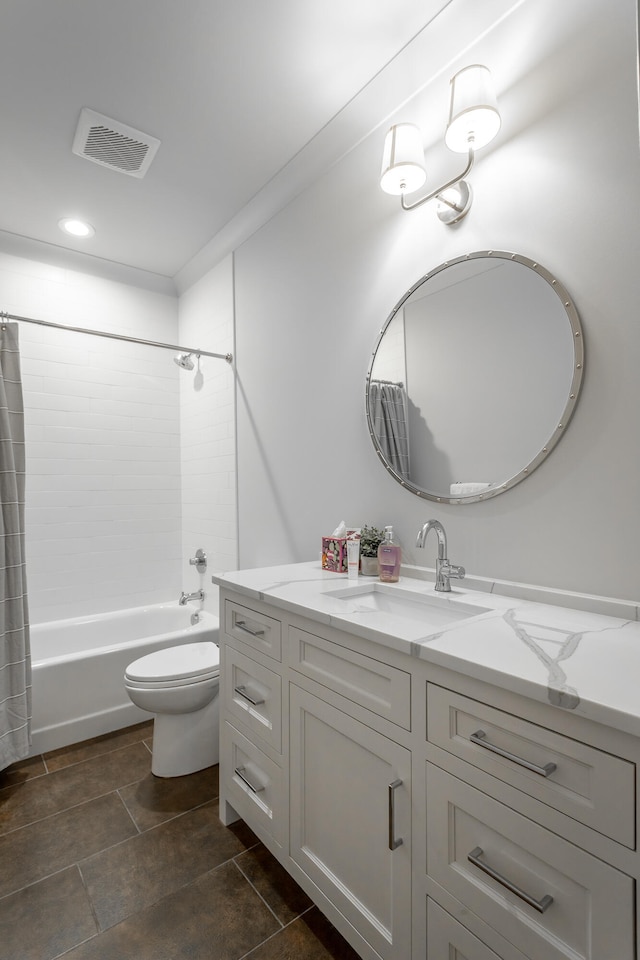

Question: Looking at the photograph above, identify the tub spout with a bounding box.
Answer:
[179,589,205,606]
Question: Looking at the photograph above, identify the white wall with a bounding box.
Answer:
[0,251,182,622]
[234,0,640,601]
[177,254,237,613]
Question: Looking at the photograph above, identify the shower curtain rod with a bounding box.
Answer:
[0,310,233,363]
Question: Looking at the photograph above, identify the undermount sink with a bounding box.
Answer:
[325,582,489,631]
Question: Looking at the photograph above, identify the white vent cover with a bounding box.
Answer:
[72,108,160,178]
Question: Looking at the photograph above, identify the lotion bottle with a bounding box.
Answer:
[378,525,401,583]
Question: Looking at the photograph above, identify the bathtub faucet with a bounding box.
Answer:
[179,589,205,606]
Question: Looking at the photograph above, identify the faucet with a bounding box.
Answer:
[415,520,465,592]
[179,589,205,606]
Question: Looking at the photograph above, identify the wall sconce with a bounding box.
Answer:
[380,64,500,224]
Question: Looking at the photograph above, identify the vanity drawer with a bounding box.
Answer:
[426,764,635,960]
[224,600,282,661]
[289,625,411,729]
[426,899,507,960]
[222,645,282,753]
[221,721,284,846]
[427,684,635,848]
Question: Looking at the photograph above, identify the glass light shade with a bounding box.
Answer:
[444,64,501,153]
[380,123,427,195]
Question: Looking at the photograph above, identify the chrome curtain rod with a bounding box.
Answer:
[0,310,233,363]
[370,377,404,387]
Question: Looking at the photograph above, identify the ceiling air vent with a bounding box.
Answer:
[72,108,160,178]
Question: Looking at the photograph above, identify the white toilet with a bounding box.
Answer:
[124,641,220,778]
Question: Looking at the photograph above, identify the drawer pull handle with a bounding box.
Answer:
[470,730,557,778]
[388,779,403,850]
[467,847,554,914]
[234,684,265,706]
[234,765,265,794]
[235,619,266,637]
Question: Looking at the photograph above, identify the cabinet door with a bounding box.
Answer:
[290,684,411,960]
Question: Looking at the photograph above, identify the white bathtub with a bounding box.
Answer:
[29,603,219,755]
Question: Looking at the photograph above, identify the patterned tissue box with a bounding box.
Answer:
[321,533,358,573]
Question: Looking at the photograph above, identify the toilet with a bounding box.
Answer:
[124,641,220,778]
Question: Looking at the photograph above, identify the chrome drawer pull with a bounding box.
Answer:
[235,619,266,637]
[470,730,557,778]
[234,684,265,706]
[388,779,403,850]
[234,765,265,794]
[468,847,554,914]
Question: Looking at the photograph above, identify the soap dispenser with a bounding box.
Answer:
[378,525,401,583]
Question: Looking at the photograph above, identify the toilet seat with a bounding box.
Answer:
[125,641,219,688]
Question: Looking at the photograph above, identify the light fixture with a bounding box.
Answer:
[58,217,95,238]
[380,64,500,224]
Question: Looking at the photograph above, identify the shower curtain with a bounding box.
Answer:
[0,323,31,770]
[369,381,410,480]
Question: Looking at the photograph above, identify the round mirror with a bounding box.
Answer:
[366,251,584,503]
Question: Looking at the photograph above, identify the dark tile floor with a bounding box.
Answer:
[0,722,360,960]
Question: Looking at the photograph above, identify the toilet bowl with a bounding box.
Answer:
[124,641,220,777]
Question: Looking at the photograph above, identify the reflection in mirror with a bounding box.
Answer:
[366,252,583,503]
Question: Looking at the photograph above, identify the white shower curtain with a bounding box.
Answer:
[0,322,31,770]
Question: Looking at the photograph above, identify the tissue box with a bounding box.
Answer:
[321,533,358,573]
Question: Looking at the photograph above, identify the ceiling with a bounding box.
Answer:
[0,0,461,289]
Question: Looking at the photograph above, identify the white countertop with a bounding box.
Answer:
[213,561,640,739]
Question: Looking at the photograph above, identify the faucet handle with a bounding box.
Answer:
[442,561,465,581]
[189,548,207,572]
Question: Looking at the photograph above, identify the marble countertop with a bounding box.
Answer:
[213,561,640,739]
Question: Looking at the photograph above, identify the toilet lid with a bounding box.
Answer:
[125,641,219,683]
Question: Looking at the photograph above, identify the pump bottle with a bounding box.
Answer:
[378,525,401,583]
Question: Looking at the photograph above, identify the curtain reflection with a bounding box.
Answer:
[369,380,410,480]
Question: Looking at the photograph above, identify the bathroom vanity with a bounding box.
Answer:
[213,562,640,960]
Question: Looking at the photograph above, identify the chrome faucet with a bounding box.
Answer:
[415,520,465,592]
[179,589,205,606]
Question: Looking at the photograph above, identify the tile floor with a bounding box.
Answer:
[0,722,361,960]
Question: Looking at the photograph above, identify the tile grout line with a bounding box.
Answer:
[116,786,144,835]
[0,735,158,838]
[238,905,317,960]
[75,861,102,939]
[56,843,278,959]
[0,776,153,840]
[0,796,220,908]
[230,858,285,931]
[0,861,77,905]
[36,725,153,775]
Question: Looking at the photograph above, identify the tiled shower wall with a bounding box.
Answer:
[0,248,236,624]
[22,327,182,621]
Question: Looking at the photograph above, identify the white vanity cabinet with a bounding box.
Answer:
[218,582,640,960]
[289,684,412,960]
[422,671,638,960]
[219,589,413,960]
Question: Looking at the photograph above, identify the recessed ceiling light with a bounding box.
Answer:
[58,217,95,238]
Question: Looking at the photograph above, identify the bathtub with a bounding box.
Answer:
[29,603,219,755]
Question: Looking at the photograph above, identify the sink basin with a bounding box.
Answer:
[325,582,489,631]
